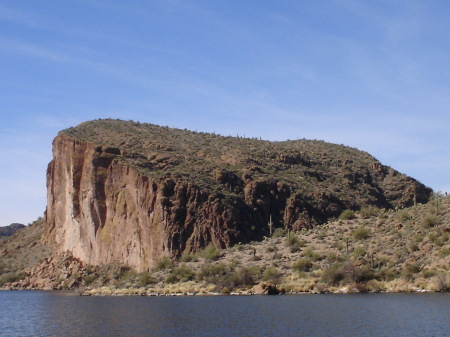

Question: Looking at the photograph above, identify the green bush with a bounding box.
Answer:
[360,207,380,219]
[401,264,420,281]
[408,243,419,253]
[219,266,260,290]
[352,226,370,240]
[421,215,441,228]
[421,269,437,279]
[439,248,450,258]
[285,235,306,252]
[375,266,399,281]
[272,228,286,238]
[396,210,410,222]
[321,264,345,285]
[353,246,366,258]
[179,253,198,263]
[137,272,156,286]
[414,234,424,243]
[196,263,227,283]
[166,265,196,284]
[200,244,220,260]
[0,271,26,286]
[301,247,321,261]
[155,257,174,271]
[354,265,374,283]
[326,252,338,262]
[82,273,97,285]
[428,232,443,246]
[261,266,282,286]
[339,210,355,220]
[292,258,313,272]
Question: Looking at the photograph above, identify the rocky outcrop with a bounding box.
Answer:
[43,120,432,272]
[0,253,84,290]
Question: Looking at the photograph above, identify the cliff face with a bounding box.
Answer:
[43,120,432,271]
[44,136,247,271]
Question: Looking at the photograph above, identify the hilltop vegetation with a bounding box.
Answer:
[60,119,431,230]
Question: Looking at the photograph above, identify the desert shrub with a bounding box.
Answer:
[261,266,282,286]
[179,253,198,263]
[301,247,321,261]
[428,232,443,246]
[354,265,374,283]
[353,246,366,258]
[113,265,136,281]
[155,257,174,271]
[360,207,380,219]
[196,263,227,283]
[396,210,410,222]
[414,234,424,243]
[321,264,345,285]
[82,273,97,285]
[137,272,156,286]
[401,264,420,281]
[421,268,437,279]
[166,265,196,283]
[421,214,441,228]
[313,282,328,294]
[285,235,306,253]
[200,244,220,260]
[217,266,259,291]
[352,226,370,240]
[326,252,338,262]
[407,243,419,253]
[439,248,450,258]
[429,273,449,292]
[366,279,383,292]
[375,266,399,281]
[272,228,286,238]
[266,245,277,253]
[236,266,260,284]
[339,210,355,220]
[292,258,313,272]
[0,271,26,285]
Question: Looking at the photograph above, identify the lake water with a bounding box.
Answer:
[1,291,449,336]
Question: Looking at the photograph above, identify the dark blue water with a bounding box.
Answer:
[0,291,449,336]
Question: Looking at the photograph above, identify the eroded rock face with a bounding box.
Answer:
[44,136,255,271]
[43,125,432,272]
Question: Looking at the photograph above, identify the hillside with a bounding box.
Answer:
[42,119,431,271]
[2,196,449,293]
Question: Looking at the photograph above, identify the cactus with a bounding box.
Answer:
[268,215,273,237]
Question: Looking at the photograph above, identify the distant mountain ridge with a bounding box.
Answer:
[43,119,432,271]
[0,223,25,237]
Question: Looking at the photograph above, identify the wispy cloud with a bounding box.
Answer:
[0,3,43,28]
[0,38,73,62]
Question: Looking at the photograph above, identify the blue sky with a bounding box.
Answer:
[1,0,449,227]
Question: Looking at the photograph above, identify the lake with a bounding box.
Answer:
[1,291,449,336]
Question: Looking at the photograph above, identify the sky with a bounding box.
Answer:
[1,0,449,227]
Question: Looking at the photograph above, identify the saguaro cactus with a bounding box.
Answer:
[268,215,273,237]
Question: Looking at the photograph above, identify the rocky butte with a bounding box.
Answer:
[43,119,431,272]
